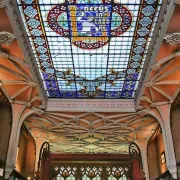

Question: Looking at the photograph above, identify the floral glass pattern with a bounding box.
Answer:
[17,0,162,98]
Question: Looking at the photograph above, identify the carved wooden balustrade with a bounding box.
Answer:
[52,163,132,180]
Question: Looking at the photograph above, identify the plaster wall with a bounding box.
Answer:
[171,107,180,163]
[25,138,36,178]
[15,127,36,179]
[148,140,159,180]
[156,133,167,174]
[147,132,167,180]
[16,132,28,175]
[0,105,11,163]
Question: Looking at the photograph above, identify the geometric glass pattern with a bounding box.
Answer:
[17,0,162,98]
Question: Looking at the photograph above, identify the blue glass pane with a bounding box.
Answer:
[17,0,162,98]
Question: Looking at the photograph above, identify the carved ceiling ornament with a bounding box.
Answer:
[164,33,180,46]
[174,49,180,58]
[25,111,158,154]
[175,0,180,5]
[151,63,160,70]
[0,31,15,45]
[0,0,6,8]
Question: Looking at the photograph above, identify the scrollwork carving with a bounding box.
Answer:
[0,0,6,8]
[164,33,180,46]
[0,32,15,45]
[35,142,50,180]
[175,0,180,5]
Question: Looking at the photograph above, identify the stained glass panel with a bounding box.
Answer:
[17,0,162,98]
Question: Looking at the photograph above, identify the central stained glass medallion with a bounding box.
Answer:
[47,1,132,49]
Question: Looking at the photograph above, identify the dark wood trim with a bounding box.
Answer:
[10,169,27,180]
[50,153,131,162]
[154,170,171,180]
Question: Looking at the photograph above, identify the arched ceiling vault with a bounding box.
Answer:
[0,0,180,154]
[25,111,158,153]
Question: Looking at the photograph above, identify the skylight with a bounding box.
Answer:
[17,0,162,98]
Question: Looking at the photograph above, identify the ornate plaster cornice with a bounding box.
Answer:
[164,33,180,46]
[5,0,48,106]
[47,99,136,112]
[135,0,176,106]
[0,31,15,45]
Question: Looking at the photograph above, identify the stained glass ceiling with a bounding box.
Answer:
[17,0,162,98]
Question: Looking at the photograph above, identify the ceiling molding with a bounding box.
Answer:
[47,99,136,112]
[5,0,48,106]
[26,111,157,153]
[135,0,176,106]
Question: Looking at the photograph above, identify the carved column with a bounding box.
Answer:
[137,139,149,180]
[5,103,34,179]
[34,138,44,178]
[156,104,177,179]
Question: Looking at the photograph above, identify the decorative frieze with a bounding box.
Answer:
[5,1,48,104]
[135,0,177,105]
[164,33,180,46]
[47,99,136,112]
[0,31,15,45]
